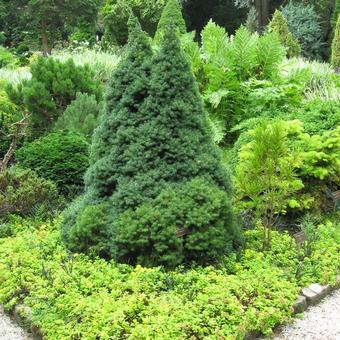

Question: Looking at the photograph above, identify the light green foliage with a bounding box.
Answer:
[0,220,301,338]
[16,131,89,195]
[200,21,285,137]
[282,1,323,59]
[331,15,340,71]
[268,10,301,58]
[280,58,340,101]
[113,178,237,267]
[244,219,340,286]
[1,218,339,338]
[234,119,340,213]
[55,93,103,141]
[0,46,15,68]
[6,57,102,137]
[102,0,166,45]
[52,47,121,83]
[0,82,21,157]
[0,167,58,222]
[154,0,186,43]
[296,127,340,210]
[236,120,304,247]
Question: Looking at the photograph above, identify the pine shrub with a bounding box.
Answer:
[16,131,89,196]
[268,10,301,58]
[6,57,102,137]
[55,92,103,141]
[331,15,340,72]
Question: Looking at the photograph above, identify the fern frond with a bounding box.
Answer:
[201,20,230,67]
[256,32,286,80]
[227,26,258,81]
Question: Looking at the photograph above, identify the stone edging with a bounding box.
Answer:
[244,274,340,340]
[292,275,340,314]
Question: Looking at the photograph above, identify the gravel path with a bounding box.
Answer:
[274,289,340,340]
[0,307,31,340]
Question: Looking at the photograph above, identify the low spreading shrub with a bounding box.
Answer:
[0,220,300,339]
[0,218,338,339]
[16,131,89,195]
[0,167,58,222]
[291,99,340,134]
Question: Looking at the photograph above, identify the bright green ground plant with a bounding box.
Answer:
[0,220,300,339]
[0,217,338,339]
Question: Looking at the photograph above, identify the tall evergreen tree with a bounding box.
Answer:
[331,15,340,72]
[154,0,187,43]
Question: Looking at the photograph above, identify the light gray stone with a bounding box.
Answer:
[308,283,331,299]
[301,287,320,305]
[292,295,308,314]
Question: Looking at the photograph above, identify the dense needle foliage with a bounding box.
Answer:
[62,17,235,265]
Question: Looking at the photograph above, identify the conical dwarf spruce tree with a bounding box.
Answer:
[154,0,187,43]
[61,17,153,256]
[62,18,237,266]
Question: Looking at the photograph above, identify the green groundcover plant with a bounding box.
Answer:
[0,218,338,339]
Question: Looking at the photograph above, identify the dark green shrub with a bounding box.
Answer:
[16,131,89,195]
[331,15,340,71]
[268,10,301,58]
[113,177,237,267]
[55,92,103,141]
[0,167,58,221]
[62,201,111,257]
[6,57,102,137]
[282,1,323,59]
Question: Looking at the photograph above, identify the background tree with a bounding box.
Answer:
[5,0,99,55]
[154,0,187,43]
[331,15,340,71]
[101,0,166,45]
[268,10,301,58]
[282,1,323,59]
